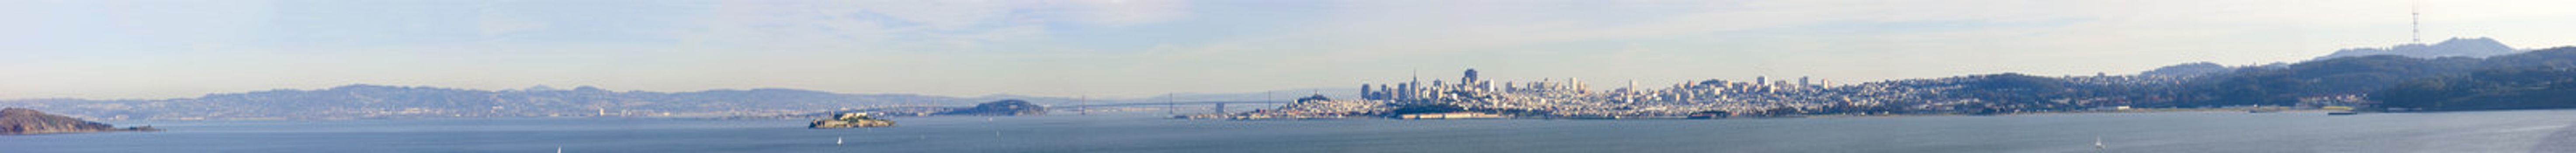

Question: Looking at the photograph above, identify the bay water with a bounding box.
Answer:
[8,110,2576,153]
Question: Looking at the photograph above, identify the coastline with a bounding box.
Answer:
[1180,107,2347,121]
[2,128,160,136]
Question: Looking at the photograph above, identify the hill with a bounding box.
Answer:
[0,85,1039,120]
[2371,48,2576,111]
[2,108,158,135]
[2140,62,2233,76]
[2313,37,2517,61]
[2158,46,2576,107]
[937,100,1048,116]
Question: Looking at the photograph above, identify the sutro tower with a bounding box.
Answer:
[2411,1,2421,43]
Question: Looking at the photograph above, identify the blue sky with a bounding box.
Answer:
[8,0,2576,100]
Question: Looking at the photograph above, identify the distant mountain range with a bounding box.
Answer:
[2146,37,2520,77]
[0,84,1354,120]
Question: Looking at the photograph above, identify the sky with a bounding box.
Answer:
[7,0,2576,100]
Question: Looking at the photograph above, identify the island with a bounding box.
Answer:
[934,100,1047,116]
[3,108,160,135]
[808,112,895,129]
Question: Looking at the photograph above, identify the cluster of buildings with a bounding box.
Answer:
[1253,69,2197,118]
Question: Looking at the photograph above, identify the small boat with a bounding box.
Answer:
[836,137,844,145]
[2094,137,2105,150]
[2327,111,2360,115]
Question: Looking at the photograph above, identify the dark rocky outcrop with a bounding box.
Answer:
[936,100,1047,116]
[2,108,159,135]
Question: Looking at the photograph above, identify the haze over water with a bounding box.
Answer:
[8,110,2573,153]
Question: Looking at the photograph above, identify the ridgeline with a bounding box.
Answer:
[2,108,159,135]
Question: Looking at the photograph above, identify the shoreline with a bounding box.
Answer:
[1183,107,2350,121]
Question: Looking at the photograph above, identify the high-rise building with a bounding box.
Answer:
[1755,76,1767,86]
[1397,83,1412,101]
[1463,69,1480,84]
[1359,83,1374,100]
[1799,76,1810,86]
[1378,85,1395,100]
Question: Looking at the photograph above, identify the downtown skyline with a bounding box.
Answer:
[10,0,2576,100]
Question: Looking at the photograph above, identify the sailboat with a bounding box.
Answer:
[555,146,562,153]
[836,137,845,145]
[2094,137,2106,150]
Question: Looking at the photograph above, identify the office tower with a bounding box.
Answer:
[1556,77,1576,91]
[1463,69,1480,84]
[1755,76,1766,87]
[1360,83,1375,100]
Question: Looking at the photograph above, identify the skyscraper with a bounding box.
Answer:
[1359,83,1374,100]
[1799,76,1810,86]
[1463,69,1480,84]
[1755,76,1766,86]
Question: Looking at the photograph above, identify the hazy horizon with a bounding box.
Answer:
[10,0,2576,100]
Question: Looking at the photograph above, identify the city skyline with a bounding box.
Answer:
[11,0,2576,100]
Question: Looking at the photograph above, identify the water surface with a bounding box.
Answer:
[7,110,2574,153]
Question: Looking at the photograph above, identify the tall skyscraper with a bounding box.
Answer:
[1397,83,1412,101]
[1463,69,1480,84]
[1359,83,1374,100]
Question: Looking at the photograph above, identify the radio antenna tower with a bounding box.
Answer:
[2411,0,2421,43]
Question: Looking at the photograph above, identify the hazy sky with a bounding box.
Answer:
[7,0,2576,100]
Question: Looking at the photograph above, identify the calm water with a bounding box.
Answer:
[9,110,2576,153]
